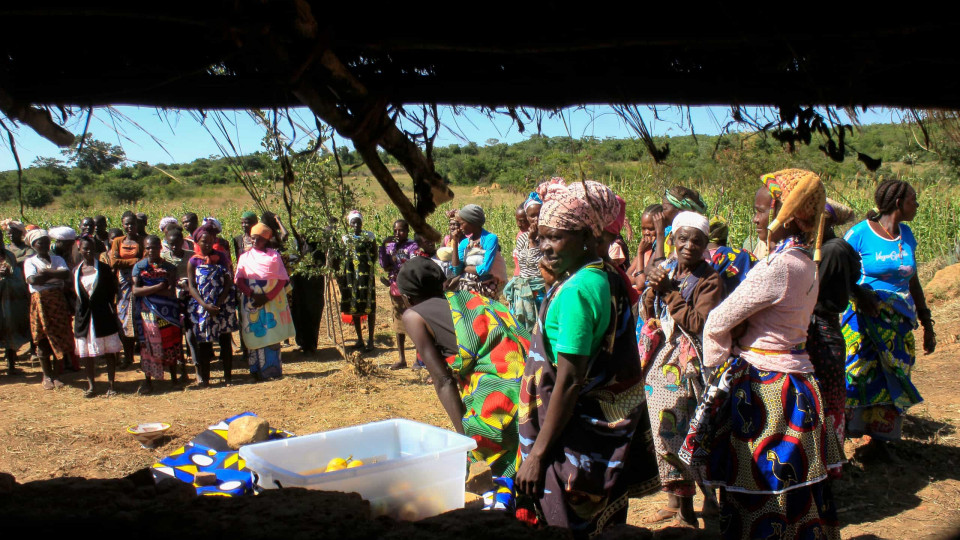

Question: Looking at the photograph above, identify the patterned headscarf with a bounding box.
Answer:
[664,187,708,214]
[192,223,219,244]
[26,229,48,247]
[761,169,826,225]
[708,216,729,245]
[761,168,827,261]
[522,191,543,211]
[540,180,621,237]
[824,198,855,227]
[0,219,26,235]
[603,195,627,235]
[535,177,566,200]
[347,210,362,225]
[202,217,223,233]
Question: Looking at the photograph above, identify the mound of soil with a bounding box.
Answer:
[0,469,572,539]
[926,263,960,303]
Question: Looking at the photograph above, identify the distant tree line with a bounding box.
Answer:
[2,122,955,209]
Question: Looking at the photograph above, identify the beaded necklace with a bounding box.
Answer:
[874,219,904,265]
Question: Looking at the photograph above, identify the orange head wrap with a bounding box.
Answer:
[251,222,273,240]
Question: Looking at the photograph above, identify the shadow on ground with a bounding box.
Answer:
[835,414,960,528]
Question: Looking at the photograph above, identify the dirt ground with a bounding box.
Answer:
[2,287,960,539]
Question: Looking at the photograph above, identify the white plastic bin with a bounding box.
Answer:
[238,418,477,520]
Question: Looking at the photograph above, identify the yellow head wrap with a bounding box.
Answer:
[760,169,827,262]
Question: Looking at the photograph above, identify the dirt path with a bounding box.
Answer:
[2,295,959,539]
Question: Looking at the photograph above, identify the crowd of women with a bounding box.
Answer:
[0,211,308,396]
[0,170,938,538]
[394,172,937,539]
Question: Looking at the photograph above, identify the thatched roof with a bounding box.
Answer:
[3,6,959,109]
[3,3,958,237]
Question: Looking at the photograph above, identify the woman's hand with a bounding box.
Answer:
[637,235,652,255]
[453,228,466,245]
[515,452,545,497]
[923,326,937,355]
[205,303,221,315]
[252,293,269,308]
[647,266,672,294]
[652,211,666,238]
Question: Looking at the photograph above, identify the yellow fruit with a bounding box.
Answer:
[347,459,364,468]
[325,457,348,472]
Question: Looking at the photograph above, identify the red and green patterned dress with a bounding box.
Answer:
[446,290,530,478]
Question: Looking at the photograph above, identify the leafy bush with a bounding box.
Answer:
[102,180,145,204]
[22,183,54,208]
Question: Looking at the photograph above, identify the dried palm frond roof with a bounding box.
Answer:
[2,3,959,237]
[2,5,958,109]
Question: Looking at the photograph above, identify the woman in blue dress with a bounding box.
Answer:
[187,224,239,387]
[842,179,936,447]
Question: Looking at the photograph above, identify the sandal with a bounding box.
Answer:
[136,384,152,396]
[105,389,118,397]
[83,388,96,399]
[642,507,679,524]
[41,377,55,390]
[672,514,699,529]
[52,379,65,389]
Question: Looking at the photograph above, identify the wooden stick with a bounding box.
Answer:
[326,278,347,361]
[0,87,75,147]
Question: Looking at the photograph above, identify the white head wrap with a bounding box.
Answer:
[202,217,222,232]
[158,216,179,232]
[347,210,363,225]
[671,211,709,237]
[49,226,77,241]
[26,229,49,247]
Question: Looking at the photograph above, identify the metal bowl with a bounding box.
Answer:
[127,422,171,449]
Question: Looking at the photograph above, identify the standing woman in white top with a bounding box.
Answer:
[73,235,123,397]
[23,229,73,390]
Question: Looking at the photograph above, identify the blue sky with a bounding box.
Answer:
[0,105,902,171]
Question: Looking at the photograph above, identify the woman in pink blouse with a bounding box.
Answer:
[680,169,843,540]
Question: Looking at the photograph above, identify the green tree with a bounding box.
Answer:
[22,183,54,208]
[62,134,126,174]
[102,180,144,204]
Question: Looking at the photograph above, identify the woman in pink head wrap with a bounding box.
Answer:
[601,195,633,273]
[235,223,295,380]
[517,180,658,536]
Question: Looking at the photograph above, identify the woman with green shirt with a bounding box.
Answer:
[517,180,658,538]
